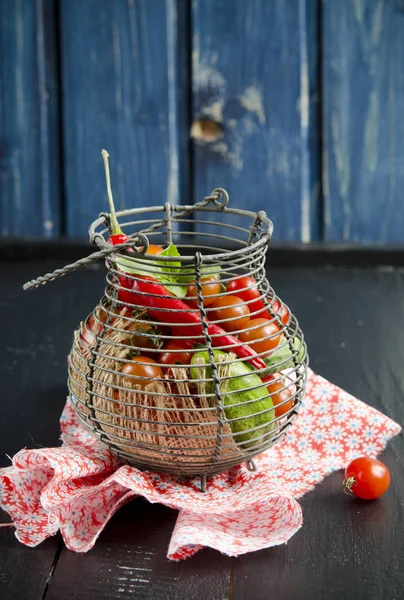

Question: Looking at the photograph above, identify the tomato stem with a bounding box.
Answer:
[342,475,357,495]
[101,149,122,236]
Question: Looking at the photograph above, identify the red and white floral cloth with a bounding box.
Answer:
[0,369,401,560]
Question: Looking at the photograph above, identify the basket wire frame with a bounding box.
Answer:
[25,190,308,491]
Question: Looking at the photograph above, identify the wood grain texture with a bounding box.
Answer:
[2,256,404,598]
[323,0,404,242]
[46,501,231,600]
[191,0,319,241]
[0,0,61,237]
[232,267,404,600]
[60,0,190,238]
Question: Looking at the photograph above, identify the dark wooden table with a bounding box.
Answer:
[1,247,403,600]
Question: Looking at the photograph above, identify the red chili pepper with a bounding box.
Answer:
[102,150,131,248]
[108,232,129,245]
[123,277,266,371]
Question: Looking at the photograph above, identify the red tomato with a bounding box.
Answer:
[120,356,163,388]
[208,295,250,332]
[80,307,109,347]
[159,341,194,368]
[238,318,281,357]
[186,276,221,307]
[226,276,271,319]
[343,457,391,500]
[270,300,290,326]
[266,379,294,418]
[125,321,161,350]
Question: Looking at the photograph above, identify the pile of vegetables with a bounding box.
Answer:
[79,151,305,448]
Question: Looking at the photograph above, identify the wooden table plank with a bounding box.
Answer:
[0,260,69,600]
[231,267,404,600]
[1,258,403,599]
[60,0,190,237]
[0,0,61,237]
[191,0,320,241]
[323,0,404,242]
[45,501,231,600]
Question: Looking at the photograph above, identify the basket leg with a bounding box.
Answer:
[200,474,207,493]
[246,459,256,472]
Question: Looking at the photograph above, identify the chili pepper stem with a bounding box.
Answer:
[101,149,122,236]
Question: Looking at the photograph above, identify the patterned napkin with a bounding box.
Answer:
[0,369,400,560]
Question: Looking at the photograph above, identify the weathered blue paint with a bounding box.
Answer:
[61,0,190,238]
[0,0,61,236]
[191,0,319,242]
[323,0,404,242]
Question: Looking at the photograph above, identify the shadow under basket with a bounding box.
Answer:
[29,189,309,490]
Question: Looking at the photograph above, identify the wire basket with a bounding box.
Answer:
[25,189,308,490]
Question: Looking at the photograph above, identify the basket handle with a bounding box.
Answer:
[22,189,228,291]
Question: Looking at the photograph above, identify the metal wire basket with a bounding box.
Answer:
[24,189,308,490]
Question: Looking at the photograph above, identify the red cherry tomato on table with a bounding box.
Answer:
[343,456,391,500]
[226,276,271,319]
[120,356,163,388]
[159,341,195,368]
[208,295,250,333]
[186,276,221,307]
[266,379,294,418]
[238,318,281,358]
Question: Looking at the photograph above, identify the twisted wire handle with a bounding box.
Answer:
[23,189,228,292]
[23,235,148,291]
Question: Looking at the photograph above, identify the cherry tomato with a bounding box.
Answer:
[208,295,250,332]
[159,340,194,368]
[125,321,161,350]
[227,275,261,302]
[270,300,290,326]
[139,244,164,255]
[226,275,271,319]
[120,356,163,388]
[238,318,281,357]
[343,457,391,500]
[80,307,109,347]
[186,276,221,307]
[266,379,294,417]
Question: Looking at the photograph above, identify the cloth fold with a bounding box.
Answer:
[0,370,400,560]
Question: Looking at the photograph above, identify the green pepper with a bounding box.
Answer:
[190,350,275,448]
[262,336,306,376]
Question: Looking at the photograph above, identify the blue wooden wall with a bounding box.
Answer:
[0,0,403,242]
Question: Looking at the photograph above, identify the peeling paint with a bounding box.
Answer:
[299,60,309,130]
[364,92,379,174]
[322,147,331,230]
[239,86,265,125]
[112,23,123,112]
[331,113,351,240]
[353,0,365,26]
[201,98,225,122]
[243,115,256,135]
[166,0,179,208]
[192,38,226,93]
[372,0,383,45]
[15,0,24,132]
[211,140,243,171]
